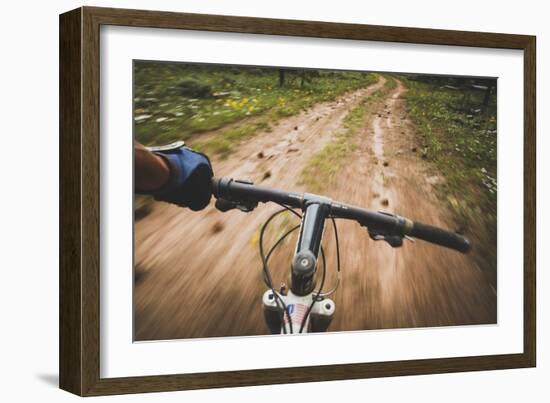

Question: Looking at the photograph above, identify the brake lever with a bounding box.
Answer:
[215,198,236,212]
[215,198,258,213]
[368,228,404,248]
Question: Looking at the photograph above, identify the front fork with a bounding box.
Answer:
[263,197,335,334]
[262,289,335,334]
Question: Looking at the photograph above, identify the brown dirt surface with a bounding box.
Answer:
[134,76,496,340]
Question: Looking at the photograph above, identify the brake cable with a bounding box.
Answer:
[299,247,326,333]
[260,203,310,334]
[260,203,341,334]
[299,217,341,332]
[316,216,341,297]
[259,208,294,334]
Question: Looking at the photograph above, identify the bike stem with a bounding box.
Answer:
[291,196,331,296]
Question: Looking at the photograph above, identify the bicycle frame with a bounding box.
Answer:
[212,176,471,335]
[262,196,336,334]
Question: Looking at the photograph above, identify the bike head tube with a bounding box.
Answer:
[290,196,331,296]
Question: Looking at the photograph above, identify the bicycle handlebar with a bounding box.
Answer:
[212,177,471,253]
[408,221,470,253]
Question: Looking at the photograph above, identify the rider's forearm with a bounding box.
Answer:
[134,142,170,192]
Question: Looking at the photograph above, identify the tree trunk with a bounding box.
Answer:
[279,69,285,87]
[482,83,495,108]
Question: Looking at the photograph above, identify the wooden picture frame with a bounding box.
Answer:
[59,6,536,396]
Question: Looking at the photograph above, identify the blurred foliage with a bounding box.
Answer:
[402,75,497,279]
[134,62,377,156]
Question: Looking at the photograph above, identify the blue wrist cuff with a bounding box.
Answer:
[153,146,213,211]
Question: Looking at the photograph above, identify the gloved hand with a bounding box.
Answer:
[148,141,213,211]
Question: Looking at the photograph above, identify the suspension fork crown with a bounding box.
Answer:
[262,289,336,334]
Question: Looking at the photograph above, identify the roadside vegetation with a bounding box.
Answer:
[383,75,397,90]
[402,75,497,281]
[134,62,377,157]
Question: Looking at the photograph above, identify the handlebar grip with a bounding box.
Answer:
[409,221,471,253]
[211,176,303,208]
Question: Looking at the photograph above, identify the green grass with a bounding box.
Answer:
[134,62,378,155]
[300,139,353,193]
[383,75,397,90]
[299,82,387,191]
[193,121,263,158]
[402,75,497,278]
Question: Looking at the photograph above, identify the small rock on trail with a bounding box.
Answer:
[211,221,224,234]
[134,76,495,341]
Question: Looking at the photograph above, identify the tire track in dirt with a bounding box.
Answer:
[322,78,496,331]
[134,77,386,340]
[135,75,496,340]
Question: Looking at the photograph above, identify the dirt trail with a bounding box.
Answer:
[134,76,496,340]
[134,78,385,340]
[324,79,496,330]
